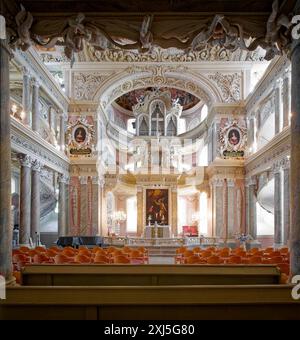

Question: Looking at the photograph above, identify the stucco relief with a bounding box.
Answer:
[73,72,113,101]
[208,72,242,103]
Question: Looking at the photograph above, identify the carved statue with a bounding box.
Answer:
[3,0,296,62]
[9,5,33,50]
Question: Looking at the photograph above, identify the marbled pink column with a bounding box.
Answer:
[0,40,13,281]
[80,176,88,235]
[248,177,257,240]
[92,176,101,236]
[223,179,228,241]
[290,26,300,275]
[18,154,32,245]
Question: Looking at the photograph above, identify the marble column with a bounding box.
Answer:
[223,179,228,241]
[98,179,105,236]
[274,167,283,247]
[58,174,68,237]
[274,85,281,134]
[227,179,235,238]
[171,186,178,237]
[48,106,55,131]
[283,159,290,245]
[22,67,31,126]
[60,114,66,152]
[249,117,255,150]
[31,78,40,132]
[290,13,300,275]
[212,178,224,238]
[137,186,143,236]
[282,75,291,128]
[245,182,250,234]
[79,176,88,235]
[30,160,42,242]
[92,176,101,236]
[248,177,257,240]
[65,178,70,235]
[18,154,32,245]
[0,39,13,281]
[101,189,108,236]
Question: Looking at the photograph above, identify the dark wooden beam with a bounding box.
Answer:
[14,0,281,15]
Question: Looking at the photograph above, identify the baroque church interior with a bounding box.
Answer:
[1,0,300,320]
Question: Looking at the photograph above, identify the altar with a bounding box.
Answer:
[144,225,171,239]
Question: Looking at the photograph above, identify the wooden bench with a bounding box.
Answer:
[1,285,299,320]
[21,264,281,286]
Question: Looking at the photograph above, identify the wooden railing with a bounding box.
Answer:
[21,264,281,286]
[1,284,300,320]
[102,236,220,247]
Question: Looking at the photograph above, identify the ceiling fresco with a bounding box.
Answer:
[115,88,200,112]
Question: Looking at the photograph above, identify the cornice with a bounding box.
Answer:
[14,48,70,112]
[245,127,290,176]
[245,56,290,111]
[11,117,70,175]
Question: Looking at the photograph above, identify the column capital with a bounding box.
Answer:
[272,162,282,174]
[31,77,41,88]
[171,185,177,193]
[18,154,32,168]
[91,176,99,185]
[22,66,31,77]
[245,176,256,187]
[79,176,88,185]
[91,176,105,186]
[227,178,235,187]
[58,174,70,184]
[31,159,43,172]
[209,177,224,187]
[281,156,290,171]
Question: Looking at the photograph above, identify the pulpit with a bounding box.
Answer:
[144,225,171,239]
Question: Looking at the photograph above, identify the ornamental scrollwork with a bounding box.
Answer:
[73,72,112,101]
[3,1,296,62]
[208,72,241,103]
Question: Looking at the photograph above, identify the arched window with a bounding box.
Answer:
[150,101,165,136]
[139,116,149,136]
[166,115,177,136]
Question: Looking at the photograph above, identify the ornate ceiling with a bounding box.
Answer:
[37,43,267,63]
[2,0,298,63]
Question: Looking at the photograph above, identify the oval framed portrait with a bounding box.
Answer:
[73,125,87,145]
[227,128,241,147]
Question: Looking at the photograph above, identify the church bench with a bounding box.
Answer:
[0,284,299,320]
[20,264,281,286]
